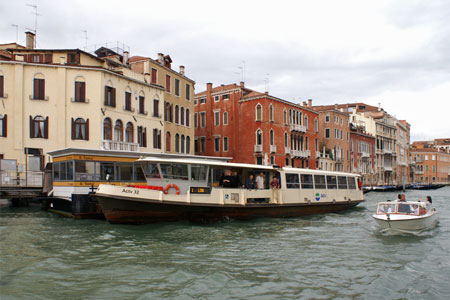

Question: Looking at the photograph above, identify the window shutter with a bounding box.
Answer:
[71,118,75,140]
[2,114,6,137]
[112,88,116,107]
[44,117,49,139]
[75,53,80,64]
[80,82,86,101]
[0,76,4,97]
[85,119,89,140]
[33,79,39,99]
[104,86,108,105]
[44,54,52,63]
[39,79,45,100]
[143,128,147,147]
[39,54,44,63]
[29,116,34,138]
[151,69,157,84]
[75,82,80,101]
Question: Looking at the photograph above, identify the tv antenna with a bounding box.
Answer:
[26,4,40,48]
[264,73,270,93]
[11,24,19,43]
[237,60,246,82]
[81,30,88,50]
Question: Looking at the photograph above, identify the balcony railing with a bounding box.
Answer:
[285,147,291,154]
[291,150,311,158]
[316,151,321,158]
[0,170,44,187]
[270,145,277,153]
[254,144,263,153]
[361,151,370,158]
[101,140,140,152]
[415,170,424,174]
[289,124,306,133]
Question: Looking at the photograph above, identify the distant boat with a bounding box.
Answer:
[372,201,438,233]
[407,184,445,190]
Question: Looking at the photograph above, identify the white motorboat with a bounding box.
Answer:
[372,201,438,233]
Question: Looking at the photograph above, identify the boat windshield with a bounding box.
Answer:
[377,202,428,216]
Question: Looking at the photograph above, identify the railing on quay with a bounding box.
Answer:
[0,170,44,188]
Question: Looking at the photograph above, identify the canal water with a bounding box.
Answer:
[1,187,449,300]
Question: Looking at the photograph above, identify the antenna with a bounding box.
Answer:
[264,73,270,93]
[26,4,40,48]
[11,24,18,43]
[242,60,246,82]
[81,30,88,50]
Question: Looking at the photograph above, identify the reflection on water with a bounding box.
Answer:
[1,187,450,299]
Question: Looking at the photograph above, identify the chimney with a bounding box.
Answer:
[157,53,164,65]
[308,99,312,107]
[334,104,338,110]
[265,91,269,95]
[25,31,35,49]
[59,56,66,65]
[179,65,185,76]
[123,51,129,65]
[144,61,150,83]
[303,101,307,107]
[240,81,245,88]
[378,103,381,111]
[206,82,213,93]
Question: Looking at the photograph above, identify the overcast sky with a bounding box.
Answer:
[1,0,449,141]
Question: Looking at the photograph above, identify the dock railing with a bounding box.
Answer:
[0,170,44,188]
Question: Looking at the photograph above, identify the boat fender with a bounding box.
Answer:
[164,184,180,195]
[307,200,311,205]
[332,199,336,204]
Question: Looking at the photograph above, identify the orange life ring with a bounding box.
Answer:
[164,184,180,195]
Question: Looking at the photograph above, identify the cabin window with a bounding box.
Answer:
[326,176,337,189]
[134,164,146,181]
[314,175,326,189]
[285,173,299,189]
[338,176,348,189]
[160,163,188,180]
[348,177,357,189]
[75,161,99,181]
[53,161,74,181]
[300,174,314,189]
[191,165,208,181]
[142,163,161,179]
[99,162,115,181]
[116,163,133,181]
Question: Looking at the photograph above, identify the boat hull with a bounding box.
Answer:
[372,212,438,232]
[96,194,364,224]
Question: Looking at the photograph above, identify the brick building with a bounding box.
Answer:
[349,126,376,185]
[194,82,319,167]
[411,140,450,184]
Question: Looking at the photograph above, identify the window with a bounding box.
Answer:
[114,120,123,142]
[269,104,274,122]
[223,112,228,125]
[67,53,80,64]
[166,75,171,92]
[0,114,7,137]
[137,126,147,147]
[314,175,326,189]
[304,115,308,128]
[186,136,190,154]
[223,94,229,100]
[300,174,313,189]
[200,137,206,152]
[166,132,171,151]
[160,163,188,180]
[33,78,45,100]
[125,122,133,143]
[0,75,4,98]
[181,135,185,153]
[199,98,206,104]
[223,137,229,152]
[286,173,300,189]
[104,86,116,107]
[29,115,48,139]
[153,99,160,117]
[174,79,180,96]
[194,138,199,153]
[256,104,262,121]
[325,115,330,123]
[338,176,348,189]
[256,129,262,145]
[180,107,185,125]
[32,54,40,63]
[175,105,179,124]
[103,118,112,140]
[214,110,220,126]
[186,109,190,127]
[74,81,86,102]
[283,109,287,124]
[327,176,337,189]
[348,177,356,189]
[186,84,191,100]
[152,128,161,149]
[315,119,318,132]
[125,91,132,111]
[151,68,157,84]
[71,118,89,140]
[284,132,288,147]
[270,130,274,145]
[214,137,220,152]
[270,156,275,164]
[325,128,330,138]
[175,134,180,152]
[138,96,145,114]
[164,102,173,122]
[200,112,206,128]
[214,95,220,102]
[194,112,198,128]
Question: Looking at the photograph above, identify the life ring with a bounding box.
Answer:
[164,184,180,195]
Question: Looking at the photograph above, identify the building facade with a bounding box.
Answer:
[411,140,450,184]
[350,127,376,185]
[194,82,319,167]
[0,33,165,170]
[396,120,411,185]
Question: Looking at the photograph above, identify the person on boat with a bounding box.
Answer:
[231,171,241,188]
[410,204,419,215]
[400,194,406,202]
[270,176,280,189]
[396,194,402,202]
[220,170,234,188]
[245,174,256,190]
[426,196,432,204]
[397,194,411,213]
[256,172,265,189]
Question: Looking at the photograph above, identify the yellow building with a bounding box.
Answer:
[0,32,166,170]
[128,53,195,154]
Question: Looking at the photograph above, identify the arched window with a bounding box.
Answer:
[166,131,171,151]
[125,122,134,143]
[32,115,46,138]
[256,129,262,145]
[283,109,287,124]
[114,120,123,141]
[315,118,318,132]
[304,115,308,129]
[72,118,88,140]
[256,104,262,121]
[180,107,185,125]
[175,105,179,124]
[175,133,180,152]
[269,104,274,122]
[270,129,274,145]
[284,132,288,147]
[181,135,185,153]
[289,109,292,124]
[186,136,190,154]
[33,73,45,100]
[103,118,112,140]
[223,111,228,125]
[186,109,190,127]
[299,112,303,125]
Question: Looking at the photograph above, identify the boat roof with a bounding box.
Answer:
[138,157,360,176]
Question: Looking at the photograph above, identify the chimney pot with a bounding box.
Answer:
[207,82,213,92]
[25,31,35,49]
[308,99,312,107]
[179,65,185,76]
[157,53,164,64]
[240,81,245,88]
[123,51,129,65]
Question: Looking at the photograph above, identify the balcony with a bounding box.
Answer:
[361,151,370,158]
[383,148,393,154]
[291,150,311,158]
[285,147,291,154]
[270,145,277,153]
[101,140,140,152]
[316,151,321,158]
[415,170,424,174]
[289,124,306,133]
[254,144,263,153]
[384,165,393,171]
